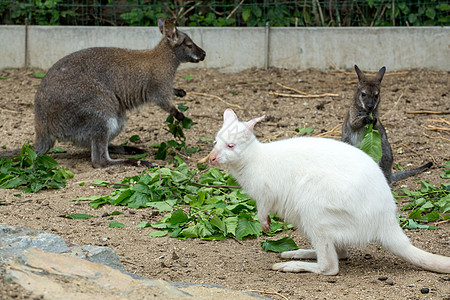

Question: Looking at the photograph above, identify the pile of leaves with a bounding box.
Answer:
[74,160,292,242]
[0,143,73,193]
[395,161,450,230]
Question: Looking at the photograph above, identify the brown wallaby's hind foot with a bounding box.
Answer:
[91,136,152,168]
[108,145,147,155]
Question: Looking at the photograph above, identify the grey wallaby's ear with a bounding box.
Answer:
[158,18,178,44]
[375,66,386,82]
[354,65,365,82]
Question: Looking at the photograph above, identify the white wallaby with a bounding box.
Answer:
[209,109,450,275]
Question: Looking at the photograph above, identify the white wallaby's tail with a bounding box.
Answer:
[382,226,450,273]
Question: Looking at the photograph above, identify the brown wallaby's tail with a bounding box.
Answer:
[390,162,433,184]
[381,224,450,273]
[0,149,21,159]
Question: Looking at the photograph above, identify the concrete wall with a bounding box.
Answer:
[0,25,449,72]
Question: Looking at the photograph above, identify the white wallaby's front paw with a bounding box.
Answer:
[259,215,271,233]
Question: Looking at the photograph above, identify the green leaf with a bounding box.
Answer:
[169,209,189,225]
[235,213,261,240]
[294,126,314,135]
[63,213,93,220]
[242,8,251,22]
[129,135,141,143]
[33,72,46,78]
[261,237,299,252]
[149,230,168,237]
[360,123,382,162]
[109,221,124,228]
[91,179,110,186]
[183,75,194,81]
[48,146,67,153]
[136,221,151,229]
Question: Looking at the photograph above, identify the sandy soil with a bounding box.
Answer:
[0,67,449,299]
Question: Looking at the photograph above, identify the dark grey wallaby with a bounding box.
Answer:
[342,65,432,185]
[29,18,205,168]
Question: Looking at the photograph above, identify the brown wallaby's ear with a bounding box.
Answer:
[354,65,365,82]
[157,18,165,34]
[160,18,178,45]
[375,66,386,82]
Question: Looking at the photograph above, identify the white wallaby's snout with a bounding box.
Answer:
[209,151,219,165]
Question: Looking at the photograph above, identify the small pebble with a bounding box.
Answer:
[364,254,372,259]
[378,276,388,281]
[420,288,430,294]
[385,281,394,286]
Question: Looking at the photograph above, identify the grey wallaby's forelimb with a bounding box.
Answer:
[31,18,205,168]
[342,65,432,185]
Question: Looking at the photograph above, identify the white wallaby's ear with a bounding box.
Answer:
[246,115,265,132]
[223,109,238,124]
[375,66,386,82]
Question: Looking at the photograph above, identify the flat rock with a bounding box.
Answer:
[0,225,266,299]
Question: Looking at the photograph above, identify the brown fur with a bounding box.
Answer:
[31,18,205,168]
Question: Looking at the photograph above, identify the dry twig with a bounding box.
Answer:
[315,123,342,138]
[188,92,242,109]
[406,110,450,115]
[269,91,339,98]
[245,289,289,300]
[422,132,450,142]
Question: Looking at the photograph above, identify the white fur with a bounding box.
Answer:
[209,109,450,275]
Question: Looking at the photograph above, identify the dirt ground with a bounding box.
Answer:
[0,67,449,300]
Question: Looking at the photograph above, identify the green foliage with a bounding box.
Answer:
[261,237,299,252]
[151,104,199,162]
[360,113,382,162]
[120,6,167,26]
[73,162,291,240]
[0,142,73,193]
[440,161,450,179]
[395,165,450,230]
[2,1,447,26]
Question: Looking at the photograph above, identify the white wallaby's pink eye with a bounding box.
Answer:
[226,143,236,149]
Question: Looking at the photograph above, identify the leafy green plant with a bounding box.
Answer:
[73,162,291,240]
[395,165,450,230]
[360,113,382,162]
[0,142,73,193]
[151,104,199,161]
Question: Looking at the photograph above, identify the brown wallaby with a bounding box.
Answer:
[3,18,204,168]
[342,65,432,185]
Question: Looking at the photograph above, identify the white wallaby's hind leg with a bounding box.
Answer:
[273,242,340,275]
